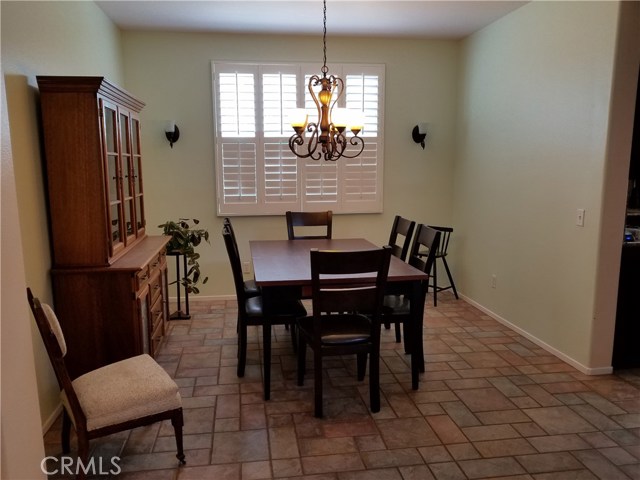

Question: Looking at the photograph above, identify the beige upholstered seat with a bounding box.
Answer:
[61,354,182,431]
[27,289,185,478]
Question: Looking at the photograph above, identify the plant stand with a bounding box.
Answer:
[168,251,190,320]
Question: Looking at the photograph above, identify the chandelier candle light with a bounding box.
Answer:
[288,0,365,161]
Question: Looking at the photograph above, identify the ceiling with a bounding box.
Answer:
[96,1,528,39]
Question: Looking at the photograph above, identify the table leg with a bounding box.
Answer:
[410,280,427,390]
[263,318,272,401]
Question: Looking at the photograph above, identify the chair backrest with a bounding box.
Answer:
[427,225,452,257]
[310,246,391,335]
[222,225,247,306]
[223,217,236,245]
[286,211,333,240]
[26,288,87,428]
[388,215,416,261]
[408,225,442,276]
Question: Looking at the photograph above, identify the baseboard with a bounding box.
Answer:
[43,403,63,435]
[459,293,613,376]
[168,294,236,303]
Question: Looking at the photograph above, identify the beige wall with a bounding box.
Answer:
[454,1,635,371]
[0,0,124,457]
[1,1,635,458]
[121,31,460,297]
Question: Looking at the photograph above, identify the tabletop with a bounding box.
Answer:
[250,238,428,287]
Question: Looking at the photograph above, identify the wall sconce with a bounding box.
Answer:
[412,123,427,149]
[165,121,180,148]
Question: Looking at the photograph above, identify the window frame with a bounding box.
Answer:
[212,61,385,216]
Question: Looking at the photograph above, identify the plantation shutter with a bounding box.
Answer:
[213,62,384,215]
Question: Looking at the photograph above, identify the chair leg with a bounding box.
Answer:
[356,353,367,381]
[402,322,410,355]
[289,322,298,353]
[314,349,323,418]
[432,259,438,306]
[77,433,90,479]
[171,409,187,465]
[383,321,391,330]
[61,408,72,454]
[297,335,306,386]
[394,322,402,343]
[369,349,380,413]
[237,322,248,377]
[263,322,272,401]
[442,257,459,299]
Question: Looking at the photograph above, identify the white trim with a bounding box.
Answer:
[459,293,613,376]
[43,403,63,435]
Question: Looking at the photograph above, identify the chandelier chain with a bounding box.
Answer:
[322,0,327,75]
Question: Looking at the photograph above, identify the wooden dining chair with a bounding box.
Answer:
[388,215,416,261]
[223,217,260,298]
[418,225,459,306]
[382,225,441,372]
[296,246,391,418]
[222,226,307,400]
[286,210,333,240]
[27,288,185,478]
[384,215,417,339]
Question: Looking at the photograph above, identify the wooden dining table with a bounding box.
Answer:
[250,238,430,399]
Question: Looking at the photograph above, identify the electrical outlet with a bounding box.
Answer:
[576,208,585,227]
[242,261,251,274]
[491,274,497,289]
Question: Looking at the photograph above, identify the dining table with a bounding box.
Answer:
[249,238,430,399]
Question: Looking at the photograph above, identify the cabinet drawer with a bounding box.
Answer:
[150,313,165,356]
[149,271,162,304]
[150,294,164,332]
[136,265,150,290]
[150,249,166,272]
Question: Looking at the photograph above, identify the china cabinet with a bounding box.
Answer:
[37,76,169,378]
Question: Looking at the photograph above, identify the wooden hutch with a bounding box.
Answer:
[37,76,169,379]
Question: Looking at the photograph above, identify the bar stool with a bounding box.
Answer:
[418,225,458,306]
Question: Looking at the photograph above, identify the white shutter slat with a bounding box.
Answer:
[214,62,384,215]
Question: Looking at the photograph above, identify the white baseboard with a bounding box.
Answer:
[43,403,63,435]
[168,294,236,303]
[459,294,613,376]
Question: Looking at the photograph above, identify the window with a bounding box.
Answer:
[212,62,385,216]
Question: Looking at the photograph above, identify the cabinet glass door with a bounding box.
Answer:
[131,117,145,236]
[120,111,136,245]
[101,101,124,257]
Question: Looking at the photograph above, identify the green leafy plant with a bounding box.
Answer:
[158,218,210,294]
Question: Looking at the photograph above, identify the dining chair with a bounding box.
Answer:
[384,215,417,340]
[223,217,260,298]
[286,210,333,240]
[222,226,307,400]
[388,215,416,261]
[26,288,185,477]
[382,225,441,372]
[296,246,391,418]
[418,225,458,306]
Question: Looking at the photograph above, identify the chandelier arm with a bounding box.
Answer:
[335,136,366,159]
[287,0,365,162]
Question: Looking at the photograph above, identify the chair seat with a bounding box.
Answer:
[298,314,372,345]
[383,294,410,314]
[245,296,307,319]
[244,279,260,297]
[61,354,181,432]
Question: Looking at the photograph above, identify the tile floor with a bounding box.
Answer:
[44,294,640,479]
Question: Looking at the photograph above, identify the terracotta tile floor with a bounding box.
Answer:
[44,294,640,479]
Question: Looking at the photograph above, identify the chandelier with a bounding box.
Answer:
[288,0,365,162]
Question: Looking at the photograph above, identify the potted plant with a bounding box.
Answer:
[158,218,210,294]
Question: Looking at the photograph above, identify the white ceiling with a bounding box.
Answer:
[96,1,528,39]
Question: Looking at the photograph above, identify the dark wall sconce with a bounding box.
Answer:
[165,121,180,148]
[412,123,427,149]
